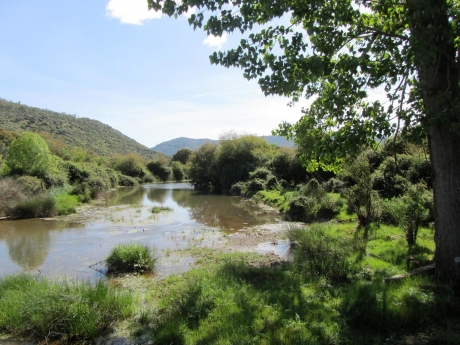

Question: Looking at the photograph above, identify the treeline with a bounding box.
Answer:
[188,132,432,248]
[0,128,189,219]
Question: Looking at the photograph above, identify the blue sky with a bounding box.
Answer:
[0,0,309,147]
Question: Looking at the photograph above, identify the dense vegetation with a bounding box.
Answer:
[0,98,162,160]
[0,126,189,219]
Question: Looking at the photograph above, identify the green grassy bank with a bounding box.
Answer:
[1,220,459,344]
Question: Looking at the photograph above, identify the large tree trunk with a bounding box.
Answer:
[429,125,460,286]
[408,0,460,286]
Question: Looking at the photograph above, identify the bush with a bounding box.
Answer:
[284,195,339,222]
[342,154,382,229]
[172,147,193,164]
[0,177,25,216]
[106,243,156,274]
[171,161,185,181]
[146,160,171,181]
[11,195,56,218]
[117,173,138,186]
[323,178,346,193]
[247,178,266,192]
[115,154,146,178]
[230,181,246,196]
[265,174,280,190]
[54,194,79,215]
[16,176,45,195]
[249,167,272,180]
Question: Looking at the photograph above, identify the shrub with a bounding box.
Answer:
[117,173,138,186]
[16,176,45,195]
[249,167,272,180]
[106,243,156,273]
[171,161,185,181]
[0,177,25,216]
[115,154,146,178]
[54,194,79,215]
[283,195,339,222]
[389,184,433,246]
[146,160,171,181]
[11,195,56,218]
[323,178,346,193]
[265,174,280,190]
[172,147,193,164]
[247,178,266,192]
[342,155,382,229]
[230,181,246,196]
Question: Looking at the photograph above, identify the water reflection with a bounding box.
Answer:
[0,183,278,280]
[0,219,83,270]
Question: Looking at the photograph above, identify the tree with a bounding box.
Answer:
[172,147,193,165]
[3,132,55,177]
[149,0,460,284]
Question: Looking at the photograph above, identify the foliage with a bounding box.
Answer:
[0,177,25,217]
[0,275,133,342]
[10,195,56,219]
[188,142,219,191]
[117,173,138,186]
[270,147,308,185]
[113,153,146,178]
[146,158,171,181]
[342,154,382,229]
[171,161,186,181]
[216,133,274,193]
[390,184,433,246]
[106,243,156,274]
[16,175,45,195]
[0,98,162,160]
[229,181,247,196]
[171,147,193,164]
[54,194,79,215]
[2,132,56,178]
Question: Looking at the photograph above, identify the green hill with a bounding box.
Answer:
[152,136,294,156]
[0,98,162,160]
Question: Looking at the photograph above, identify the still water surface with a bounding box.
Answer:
[0,183,277,281]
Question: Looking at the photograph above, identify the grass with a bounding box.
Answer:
[106,243,156,274]
[0,275,133,342]
[151,206,173,214]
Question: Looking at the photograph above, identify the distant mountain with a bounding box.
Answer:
[151,135,295,156]
[0,98,163,160]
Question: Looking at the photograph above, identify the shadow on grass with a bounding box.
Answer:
[141,252,460,345]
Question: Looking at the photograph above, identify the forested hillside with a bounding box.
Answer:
[0,98,161,160]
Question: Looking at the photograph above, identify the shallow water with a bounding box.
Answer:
[0,183,277,281]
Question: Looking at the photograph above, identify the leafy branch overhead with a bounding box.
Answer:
[149,0,459,170]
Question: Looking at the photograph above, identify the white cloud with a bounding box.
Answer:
[203,33,227,49]
[106,0,161,25]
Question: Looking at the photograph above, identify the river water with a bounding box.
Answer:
[0,183,278,281]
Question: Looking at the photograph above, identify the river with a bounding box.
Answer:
[0,183,279,281]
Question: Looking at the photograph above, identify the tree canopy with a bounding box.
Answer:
[3,132,56,178]
[149,0,460,285]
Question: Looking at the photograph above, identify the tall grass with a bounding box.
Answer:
[106,243,156,273]
[0,275,133,342]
